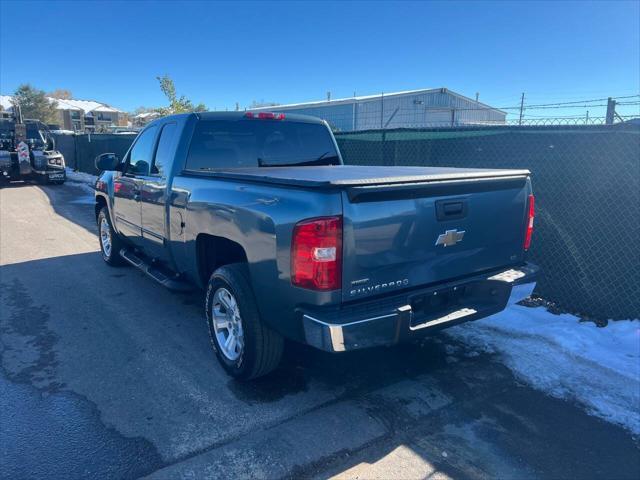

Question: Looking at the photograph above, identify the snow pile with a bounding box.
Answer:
[65,168,97,194]
[447,305,640,435]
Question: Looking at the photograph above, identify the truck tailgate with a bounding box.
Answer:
[341,173,531,302]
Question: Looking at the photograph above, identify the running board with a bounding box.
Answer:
[120,248,193,292]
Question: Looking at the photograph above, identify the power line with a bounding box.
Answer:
[525,94,639,108]
[420,94,640,113]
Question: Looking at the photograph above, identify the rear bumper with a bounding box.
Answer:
[301,263,538,353]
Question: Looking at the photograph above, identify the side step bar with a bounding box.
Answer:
[120,248,193,292]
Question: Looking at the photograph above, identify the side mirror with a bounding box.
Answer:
[95,153,120,171]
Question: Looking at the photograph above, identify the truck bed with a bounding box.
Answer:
[203,165,530,188]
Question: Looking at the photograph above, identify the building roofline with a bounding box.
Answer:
[252,88,507,114]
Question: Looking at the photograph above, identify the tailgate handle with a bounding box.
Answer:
[436,200,467,221]
[444,202,463,214]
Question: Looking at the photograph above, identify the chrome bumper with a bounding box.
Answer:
[302,263,538,353]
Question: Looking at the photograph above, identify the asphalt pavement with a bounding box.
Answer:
[1,181,638,479]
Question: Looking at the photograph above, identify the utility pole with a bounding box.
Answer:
[518,92,525,126]
[585,110,589,125]
[605,97,616,125]
[380,92,384,129]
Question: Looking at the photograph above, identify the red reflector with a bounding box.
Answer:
[291,216,342,290]
[524,194,535,251]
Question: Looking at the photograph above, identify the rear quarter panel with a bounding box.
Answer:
[169,176,343,340]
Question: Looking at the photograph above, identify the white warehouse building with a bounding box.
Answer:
[253,88,506,132]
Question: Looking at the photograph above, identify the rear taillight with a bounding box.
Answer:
[291,216,342,290]
[524,194,535,251]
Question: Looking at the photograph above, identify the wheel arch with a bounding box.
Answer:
[95,194,107,221]
[196,233,249,286]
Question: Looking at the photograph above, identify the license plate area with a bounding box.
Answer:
[48,173,64,180]
[408,280,511,330]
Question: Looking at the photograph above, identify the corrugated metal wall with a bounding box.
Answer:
[268,90,506,131]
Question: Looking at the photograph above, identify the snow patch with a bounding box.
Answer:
[65,168,97,195]
[447,305,640,436]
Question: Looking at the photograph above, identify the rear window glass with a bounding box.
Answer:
[185,119,339,170]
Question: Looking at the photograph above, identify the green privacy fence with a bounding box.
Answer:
[335,124,640,320]
[54,133,137,175]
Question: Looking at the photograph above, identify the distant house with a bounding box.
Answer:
[51,98,126,132]
[0,94,125,132]
[133,111,161,127]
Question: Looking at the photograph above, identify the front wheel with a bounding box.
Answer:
[206,264,284,380]
[98,207,126,266]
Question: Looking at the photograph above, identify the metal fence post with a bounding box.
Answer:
[518,92,525,125]
[605,98,616,125]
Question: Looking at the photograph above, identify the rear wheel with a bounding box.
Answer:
[98,207,126,266]
[206,263,284,380]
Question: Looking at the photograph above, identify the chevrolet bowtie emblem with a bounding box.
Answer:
[435,229,465,247]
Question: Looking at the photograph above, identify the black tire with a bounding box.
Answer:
[97,206,126,266]
[206,263,284,380]
[36,174,49,185]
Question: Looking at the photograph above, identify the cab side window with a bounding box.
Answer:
[152,123,177,177]
[127,125,157,176]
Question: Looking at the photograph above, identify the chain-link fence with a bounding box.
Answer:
[335,123,640,320]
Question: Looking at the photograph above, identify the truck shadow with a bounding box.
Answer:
[228,337,455,404]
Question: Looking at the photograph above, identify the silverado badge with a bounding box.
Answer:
[435,229,465,247]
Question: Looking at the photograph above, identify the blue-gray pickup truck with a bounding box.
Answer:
[94,112,538,380]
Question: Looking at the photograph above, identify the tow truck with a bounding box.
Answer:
[0,106,66,185]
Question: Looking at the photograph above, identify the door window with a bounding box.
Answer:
[152,123,177,176]
[127,125,157,176]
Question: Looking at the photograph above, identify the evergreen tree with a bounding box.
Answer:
[12,84,58,123]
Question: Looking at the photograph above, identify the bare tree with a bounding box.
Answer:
[155,75,206,114]
[48,89,73,100]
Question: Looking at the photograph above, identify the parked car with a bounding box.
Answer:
[94,112,538,380]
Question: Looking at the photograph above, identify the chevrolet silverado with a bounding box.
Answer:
[94,112,538,380]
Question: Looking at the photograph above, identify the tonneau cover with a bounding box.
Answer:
[206,165,530,188]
